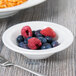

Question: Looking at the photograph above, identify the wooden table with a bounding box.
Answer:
[0,0,76,76]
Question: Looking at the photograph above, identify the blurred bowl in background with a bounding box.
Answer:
[0,0,46,18]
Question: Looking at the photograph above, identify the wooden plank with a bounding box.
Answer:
[0,0,76,76]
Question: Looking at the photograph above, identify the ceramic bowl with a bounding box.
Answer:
[0,0,46,18]
[2,21,74,59]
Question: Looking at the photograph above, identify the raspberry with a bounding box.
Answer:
[40,27,56,38]
[28,37,42,50]
[21,26,32,38]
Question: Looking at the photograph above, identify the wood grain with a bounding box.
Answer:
[0,0,76,76]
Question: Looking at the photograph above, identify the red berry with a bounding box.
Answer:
[28,37,42,50]
[21,26,32,38]
[40,27,56,38]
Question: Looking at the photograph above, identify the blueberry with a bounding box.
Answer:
[41,43,52,49]
[34,31,40,37]
[38,37,47,44]
[32,31,35,37]
[51,41,59,47]
[45,36,53,43]
[35,31,39,35]
[27,37,32,40]
[36,30,41,33]
[18,42,24,47]
[18,42,29,49]
[24,39,28,44]
[36,33,42,37]
[23,44,29,49]
[32,31,39,37]
[17,35,24,43]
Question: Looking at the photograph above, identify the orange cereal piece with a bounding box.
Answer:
[0,0,27,8]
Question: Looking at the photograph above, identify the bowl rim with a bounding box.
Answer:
[2,21,74,55]
[0,0,46,12]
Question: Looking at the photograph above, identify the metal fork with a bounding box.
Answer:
[0,56,47,76]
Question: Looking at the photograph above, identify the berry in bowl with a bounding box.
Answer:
[17,26,59,50]
[2,21,74,59]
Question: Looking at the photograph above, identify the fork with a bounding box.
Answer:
[0,56,47,76]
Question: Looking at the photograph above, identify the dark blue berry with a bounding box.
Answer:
[18,42,29,49]
[35,31,39,35]
[38,37,47,44]
[36,30,41,33]
[32,31,35,37]
[24,39,28,44]
[18,42,24,47]
[51,41,59,47]
[41,43,52,49]
[36,33,42,37]
[17,35,24,43]
[33,30,44,37]
[32,31,39,37]
[34,31,41,37]
[27,37,32,40]
[45,36,53,43]
[23,44,29,49]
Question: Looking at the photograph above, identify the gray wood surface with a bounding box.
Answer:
[0,0,76,76]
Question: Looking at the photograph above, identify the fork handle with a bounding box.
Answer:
[14,64,47,76]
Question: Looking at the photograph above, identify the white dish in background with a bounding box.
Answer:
[0,0,46,18]
[2,21,74,59]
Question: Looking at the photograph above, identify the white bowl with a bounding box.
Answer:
[2,21,74,59]
[0,0,46,18]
